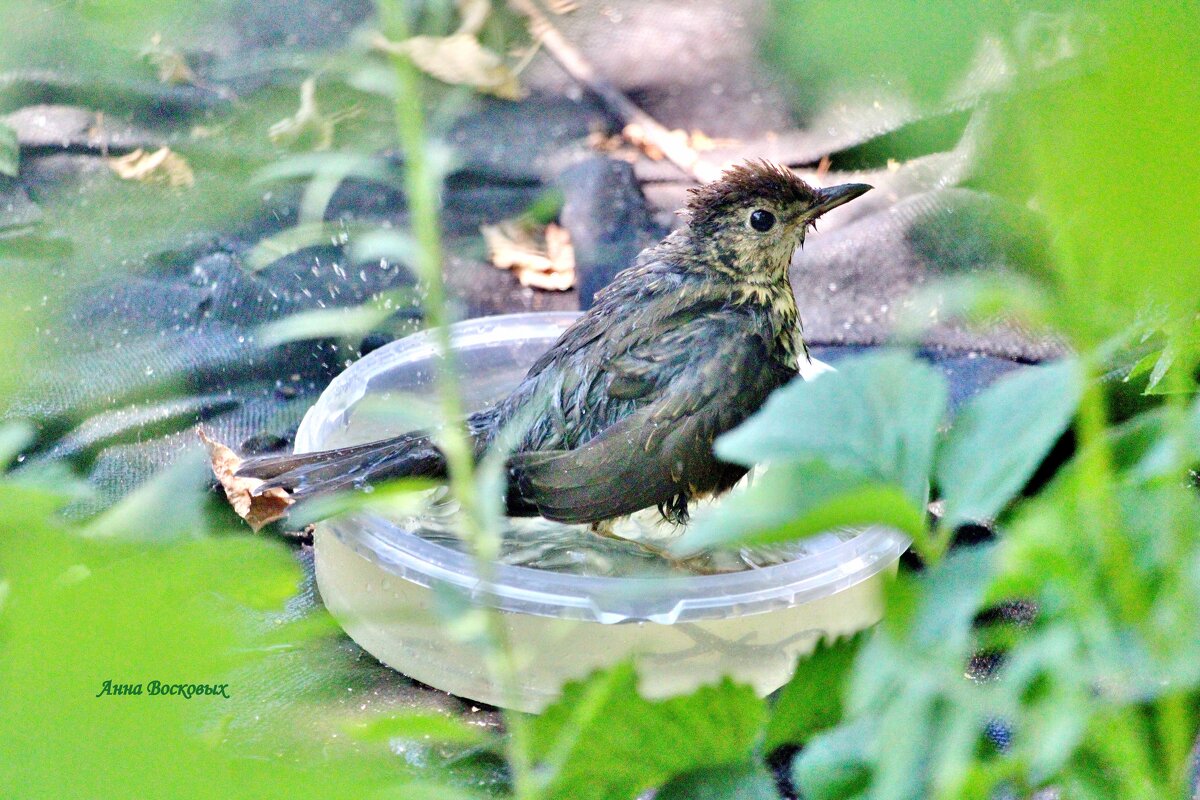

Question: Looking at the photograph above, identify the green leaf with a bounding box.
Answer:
[1120,394,1200,481]
[288,477,437,526]
[349,711,493,746]
[656,761,782,800]
[1143,344,1176,394]
[895,274,1050,341]
[935,359,1082,529]
[79,448,214,539]
[349,228,417,266]
[374,782,484,800]
[0,121,18,177]
[791,717,875,800]
[765,2,1012,106]
[256,305,393,347]
[992,5,1200,345]
[0,420,34,464]
[528,663,767,800]
[674,461,924,555]
[251,152,398,188]
[0,498,411,798]
[716,352,945,506]
[765,634,866,751]
[254,289,416,346]
[245,221,385,272]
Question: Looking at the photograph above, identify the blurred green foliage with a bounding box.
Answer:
[760,3,1200,798]
[525,664,767,800]
[0,467,414,798]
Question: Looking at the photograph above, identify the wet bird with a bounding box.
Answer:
[238,161,871,525]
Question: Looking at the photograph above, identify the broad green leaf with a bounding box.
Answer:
[374,783,484,800]
[716,352,945,506]
[0,507,407,798]
[674,461,924,555]
[824,546,999,799]
[254,291,415,347]
[256,305,392,347]
[994,5,1200,345]
[0,420,34,464]
[251,152,398,187]
[1107,408,1167,475]
[765,2,1012,106]
[80,448,214,539]
[656,761,782,800]
[0,121,18,177]
[935,359,1082,528]
[349,228,418,266]
[350,711,493,746]
[791,717,875,800]
[246,221,382,272]
[852,545,996,715]
[1126,400,1200,482]
[288,477,437,526]
[765,634,866,751]
[528,663,767,800]
[895,274,1050,341]
[994,626,1091,781]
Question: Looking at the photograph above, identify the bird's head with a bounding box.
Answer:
[683,160,871,281]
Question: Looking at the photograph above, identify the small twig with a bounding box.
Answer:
[508,0,719,182]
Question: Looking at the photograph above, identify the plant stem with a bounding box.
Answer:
[1074,367,1146,624]
[1154,692,1194,795]
[1091,709,1161,800]
[376,3,535,796]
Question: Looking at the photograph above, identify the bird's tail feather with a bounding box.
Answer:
[237,432,447,501]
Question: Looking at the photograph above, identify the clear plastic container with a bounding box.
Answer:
[296,312,908,711]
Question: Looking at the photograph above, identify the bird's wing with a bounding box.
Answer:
[509,312,791,524]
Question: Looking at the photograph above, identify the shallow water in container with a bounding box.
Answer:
[378,483,858,577]
[299,313,906,710]
[310,312,853,578]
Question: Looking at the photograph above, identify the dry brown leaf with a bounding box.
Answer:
[481,219,575,290]
[688,129,739,151]
[108,146,195,187]
[268,78,359,151]
[199,430,294,532]
[142,33,198,86]
[622,122,667,161]
[816,154,832,180]
[377,33,525,100]
[621,124,735,161]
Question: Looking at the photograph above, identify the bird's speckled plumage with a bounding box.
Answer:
[239,161,870,526]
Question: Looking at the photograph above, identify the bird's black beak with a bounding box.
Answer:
[809,182,873,219]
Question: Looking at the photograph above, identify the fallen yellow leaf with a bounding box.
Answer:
[481,219,575,290]
[200,430,294,532]
[375,32,525,100]
[108,147,195,187]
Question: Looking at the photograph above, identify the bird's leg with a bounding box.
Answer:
[588,518,675,560]
[586,510,727,572]
[657,493,691,526]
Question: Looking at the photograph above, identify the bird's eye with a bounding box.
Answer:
[748,209,776,232]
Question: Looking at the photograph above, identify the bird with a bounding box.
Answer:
[237,161,871,526]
